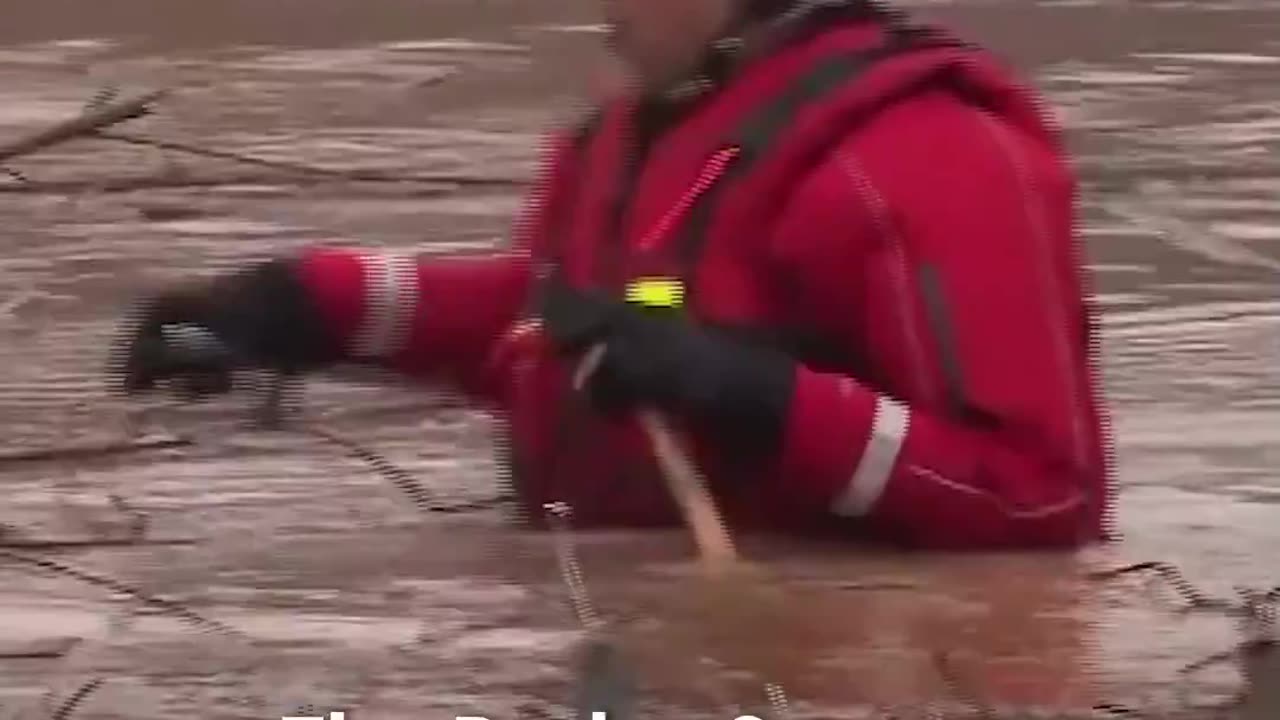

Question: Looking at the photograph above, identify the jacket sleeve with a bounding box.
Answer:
[764,92,1113,549]
[286,130,579,402]
[293,247,532,400]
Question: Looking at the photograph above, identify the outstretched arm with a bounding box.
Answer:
[117,130,580,405]
[292,247,533,400]
[291,130,584,401]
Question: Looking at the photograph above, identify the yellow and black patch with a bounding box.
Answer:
[624,276,685,310]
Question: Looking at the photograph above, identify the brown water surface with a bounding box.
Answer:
[1,0,1278,717]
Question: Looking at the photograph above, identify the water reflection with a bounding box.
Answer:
[0,0,1278,717]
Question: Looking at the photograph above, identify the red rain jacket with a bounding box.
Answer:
[292,19,1114,548]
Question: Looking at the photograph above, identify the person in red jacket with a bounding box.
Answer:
[113,0,1115,548]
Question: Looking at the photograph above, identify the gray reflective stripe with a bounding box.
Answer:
[831,391,910,517]
[834,151,937,403]
[350,253,418,359]
[916,263,968,414]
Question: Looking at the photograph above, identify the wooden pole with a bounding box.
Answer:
[636,409,739,570]
[575,344,739,571]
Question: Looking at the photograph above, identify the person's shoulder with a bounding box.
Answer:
[768,87,1073,255]
[780,90,981,206]
[804,84,1071,202]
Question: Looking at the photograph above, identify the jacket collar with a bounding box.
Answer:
[652,0,901,106]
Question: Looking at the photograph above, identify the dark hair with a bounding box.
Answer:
[742,0,900,24]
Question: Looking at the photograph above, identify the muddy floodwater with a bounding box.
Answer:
[1,0,1279,718]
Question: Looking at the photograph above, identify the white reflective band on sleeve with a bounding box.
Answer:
[350,253,419,359]
[831,394,910,517]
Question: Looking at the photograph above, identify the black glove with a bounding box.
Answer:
[110,258,341,397]
[539,279,795,451]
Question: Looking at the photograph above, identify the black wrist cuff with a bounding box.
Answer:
[210,258,344,372]
[691,344,795,455]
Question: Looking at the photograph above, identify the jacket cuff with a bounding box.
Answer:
[697,341,797,456]
[776,366,906,516]
[213,256,345,370]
